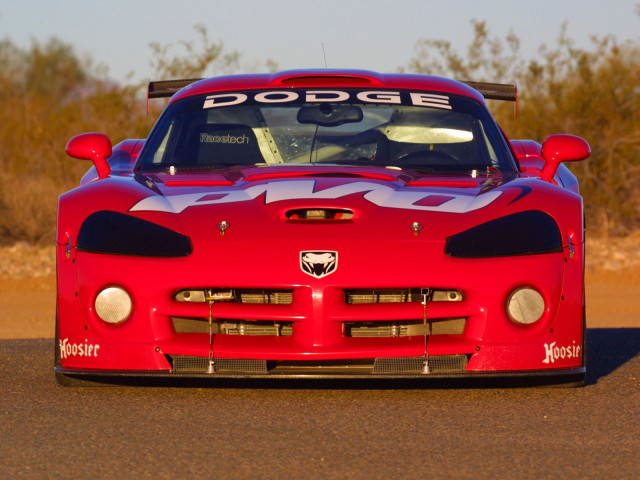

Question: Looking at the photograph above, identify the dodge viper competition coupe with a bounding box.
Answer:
[55,70,591,385]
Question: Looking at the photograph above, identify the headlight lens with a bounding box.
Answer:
[507,287,545,325]
[445,210,562,258]
[95,286,132,324]
[78,210,192,257]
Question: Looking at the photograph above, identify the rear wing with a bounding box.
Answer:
[463,81,518,117]
[147,78,202,114]
[462,81,517,102]
[147,78,517,100]
[148,78,203,99]
[147,78,518,113]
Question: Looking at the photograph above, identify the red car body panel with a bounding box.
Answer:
[55,70,588,383]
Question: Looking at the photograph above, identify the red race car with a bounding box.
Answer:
[55,70,590,385]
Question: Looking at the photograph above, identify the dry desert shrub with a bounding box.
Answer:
[0,173,62,245]
[0,30,258,246]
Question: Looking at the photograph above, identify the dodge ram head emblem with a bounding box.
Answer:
[300,251,338,278]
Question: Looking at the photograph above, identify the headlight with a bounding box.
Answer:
[445,210,562,258]
[506,287,545,325]
[77,210,192,257]
[95,286,132,324]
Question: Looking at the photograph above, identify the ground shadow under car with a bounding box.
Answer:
[585,328,640,386]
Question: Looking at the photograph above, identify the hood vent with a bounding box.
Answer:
[286,208,354,221]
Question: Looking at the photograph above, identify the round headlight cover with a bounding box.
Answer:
[95,286,132,324]
[507,287,545,325]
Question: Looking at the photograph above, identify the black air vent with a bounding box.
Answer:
[286,208,354,221]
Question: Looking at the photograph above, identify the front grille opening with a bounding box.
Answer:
[174,288,293,305]
[286,208,354,221]
[345,289,464,304]
[171,317,293,336]
[345,318,466,337]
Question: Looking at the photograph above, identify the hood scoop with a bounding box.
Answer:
[244,170,397,183]
[286,208,354,221]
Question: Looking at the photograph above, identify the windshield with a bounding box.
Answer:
[137,89,516,173]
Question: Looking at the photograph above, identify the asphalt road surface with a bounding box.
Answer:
[1,329,638,479]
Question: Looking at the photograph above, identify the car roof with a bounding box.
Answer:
[169,69,486,104]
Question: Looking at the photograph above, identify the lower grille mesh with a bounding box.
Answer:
[373,355,468,373]
[169,355,268,373]
[168,355,469,374]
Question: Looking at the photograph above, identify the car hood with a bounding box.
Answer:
[61,164,582,252]
[111,165,558,244]
[131,165,511,215]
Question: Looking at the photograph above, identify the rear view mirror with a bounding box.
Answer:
[297,104,363,127]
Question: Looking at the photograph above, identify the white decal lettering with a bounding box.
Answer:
[254,91,299,103]
[130,180,502,214]
[201,90,452,109]
[59,338,101,360]
[543,342,556,364]
[203,93,248,109]
[542,340,581,364]
[356,91,401,104]
[305,90,350,102]
[410,93,452,110]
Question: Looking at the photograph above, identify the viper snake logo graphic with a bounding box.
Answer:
[300,251,337,278]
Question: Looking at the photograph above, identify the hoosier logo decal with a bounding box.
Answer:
[300,251,338,278]
[59,338,101,359]
[542,340,581,364]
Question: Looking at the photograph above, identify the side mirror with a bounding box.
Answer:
[540,134,590,181]
[66,133,113,179]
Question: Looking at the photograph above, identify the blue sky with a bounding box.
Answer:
[2,0,638,84]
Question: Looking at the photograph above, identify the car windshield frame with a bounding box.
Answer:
[136,88,517,174]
